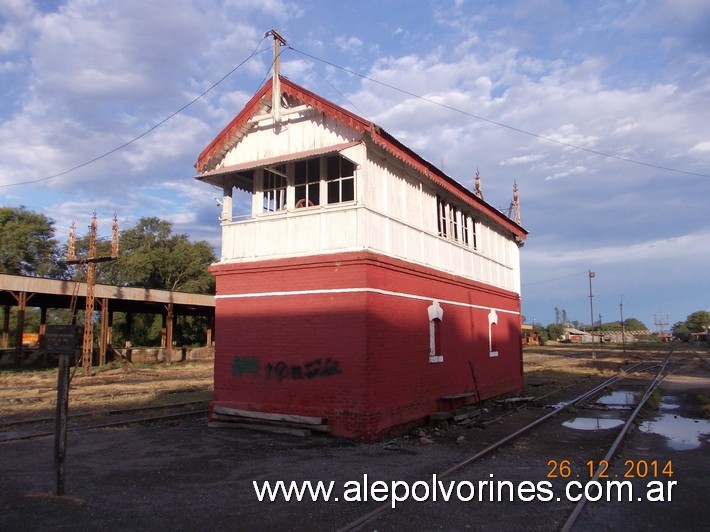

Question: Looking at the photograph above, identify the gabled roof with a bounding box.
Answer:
[195,75,527,239]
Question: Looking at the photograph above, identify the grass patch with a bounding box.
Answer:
[643,388,662,411]
[688,393,710,419]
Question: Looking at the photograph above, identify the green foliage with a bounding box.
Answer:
[533,324,549,344]
[74,217,216,294]
[685,310,710,333]
[0,206,61,277]
[623,317,648,330]
[546,323,565,342]
[671,321,692,342]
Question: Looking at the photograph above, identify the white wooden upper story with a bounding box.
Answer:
[195,77,527,294]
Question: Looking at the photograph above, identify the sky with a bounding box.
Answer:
[1,0,708,330]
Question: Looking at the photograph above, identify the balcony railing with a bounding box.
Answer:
[219,204,517,292]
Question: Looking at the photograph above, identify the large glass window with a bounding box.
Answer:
[326,155,355,204]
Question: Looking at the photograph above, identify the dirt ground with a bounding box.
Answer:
[1,345,708,531]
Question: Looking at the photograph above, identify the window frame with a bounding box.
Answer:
[262,166,287,213]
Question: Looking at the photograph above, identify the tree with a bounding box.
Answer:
[671,321,691,342]
[546,323,565,342]
[0,206,61,277]
[77,217,216,294]
[623,317,648,331]
[685,310,710,333]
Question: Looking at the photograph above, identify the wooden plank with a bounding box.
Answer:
[208,421,311,437]
[211,412,332,433]
[212,405,323,425]
[441,392,477,400]
[429,411,454,421]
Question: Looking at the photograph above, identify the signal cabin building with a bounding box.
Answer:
[196,76,527,440]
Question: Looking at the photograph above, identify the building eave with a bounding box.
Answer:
[195,75,527,240]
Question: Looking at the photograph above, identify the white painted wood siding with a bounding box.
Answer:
[220,205,520,293]
[215,111,521,294]
[220,111,359,168]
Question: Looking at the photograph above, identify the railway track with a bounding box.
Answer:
[0,400,209,443]
[338,346,705,531]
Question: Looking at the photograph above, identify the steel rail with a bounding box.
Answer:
[560,349,675,531]
[337,350,668,532]
[0,400,210,429]
[0,407,208,443]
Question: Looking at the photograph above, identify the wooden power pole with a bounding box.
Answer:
[66,213,119,375]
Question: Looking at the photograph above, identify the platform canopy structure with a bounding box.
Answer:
[0,273,215,366]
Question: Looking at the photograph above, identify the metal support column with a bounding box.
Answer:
[2,304,9,349]
[98,298,109,366]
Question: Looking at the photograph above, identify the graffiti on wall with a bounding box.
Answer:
[231,356,342,382]
[266,357,342,382]
[232,356,259,377]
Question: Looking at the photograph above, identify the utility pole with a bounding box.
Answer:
[267,29,287,122]
[66,213,119,375]
[654,313,669,341]
[588,270,595,359]
[620,296,626,354]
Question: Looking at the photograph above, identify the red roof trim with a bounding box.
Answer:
[195,82,272,173]
[195,76,526,239]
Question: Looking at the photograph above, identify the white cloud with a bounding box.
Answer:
[690,141,710,154]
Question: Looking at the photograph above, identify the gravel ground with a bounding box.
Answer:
[1,347,708,531]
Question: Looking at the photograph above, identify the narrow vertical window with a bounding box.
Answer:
[294,159,320,207]
[462,213,470,247]
[263,166,287,212]
[471,217,478,249]
[428,301,444,363]
[488,309,498,357]
[451,206,459,241]
[437,196,447,237]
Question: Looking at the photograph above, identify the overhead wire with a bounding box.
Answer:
[293,50,370,120]
[3,36,708,189]
[0,36,271,189]
[522,270,589,287]
[288,46,710,180]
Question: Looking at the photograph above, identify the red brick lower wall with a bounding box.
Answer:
[210,251,522,441]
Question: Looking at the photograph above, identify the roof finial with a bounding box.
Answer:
[474,169,483,199]
[512,180,521,225]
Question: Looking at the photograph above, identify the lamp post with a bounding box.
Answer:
[589,270,595,360]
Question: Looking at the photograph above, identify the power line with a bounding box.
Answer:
[522,270,588,287]
[289,47,710,180]
[0,37,270,189]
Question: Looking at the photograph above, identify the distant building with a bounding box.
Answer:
[562,327,593,343]
[195,75,527,440]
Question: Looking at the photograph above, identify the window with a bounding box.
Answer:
[450,205,460,241]
[437,195,477,249]
[294,159,320,207]
[470,217,478,250]
[263,166,287,212]
[326,155,355,204]
[437,195,448,237]
[428,301,444,363]
[488,309,498,357]
[462,213,478,249]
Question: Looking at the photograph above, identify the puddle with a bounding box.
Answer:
[639,396,710,450]
[563,418,625,431]
[594,390,636,410]
[658,397,681,410]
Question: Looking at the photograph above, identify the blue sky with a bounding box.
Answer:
[1,0,708,329]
